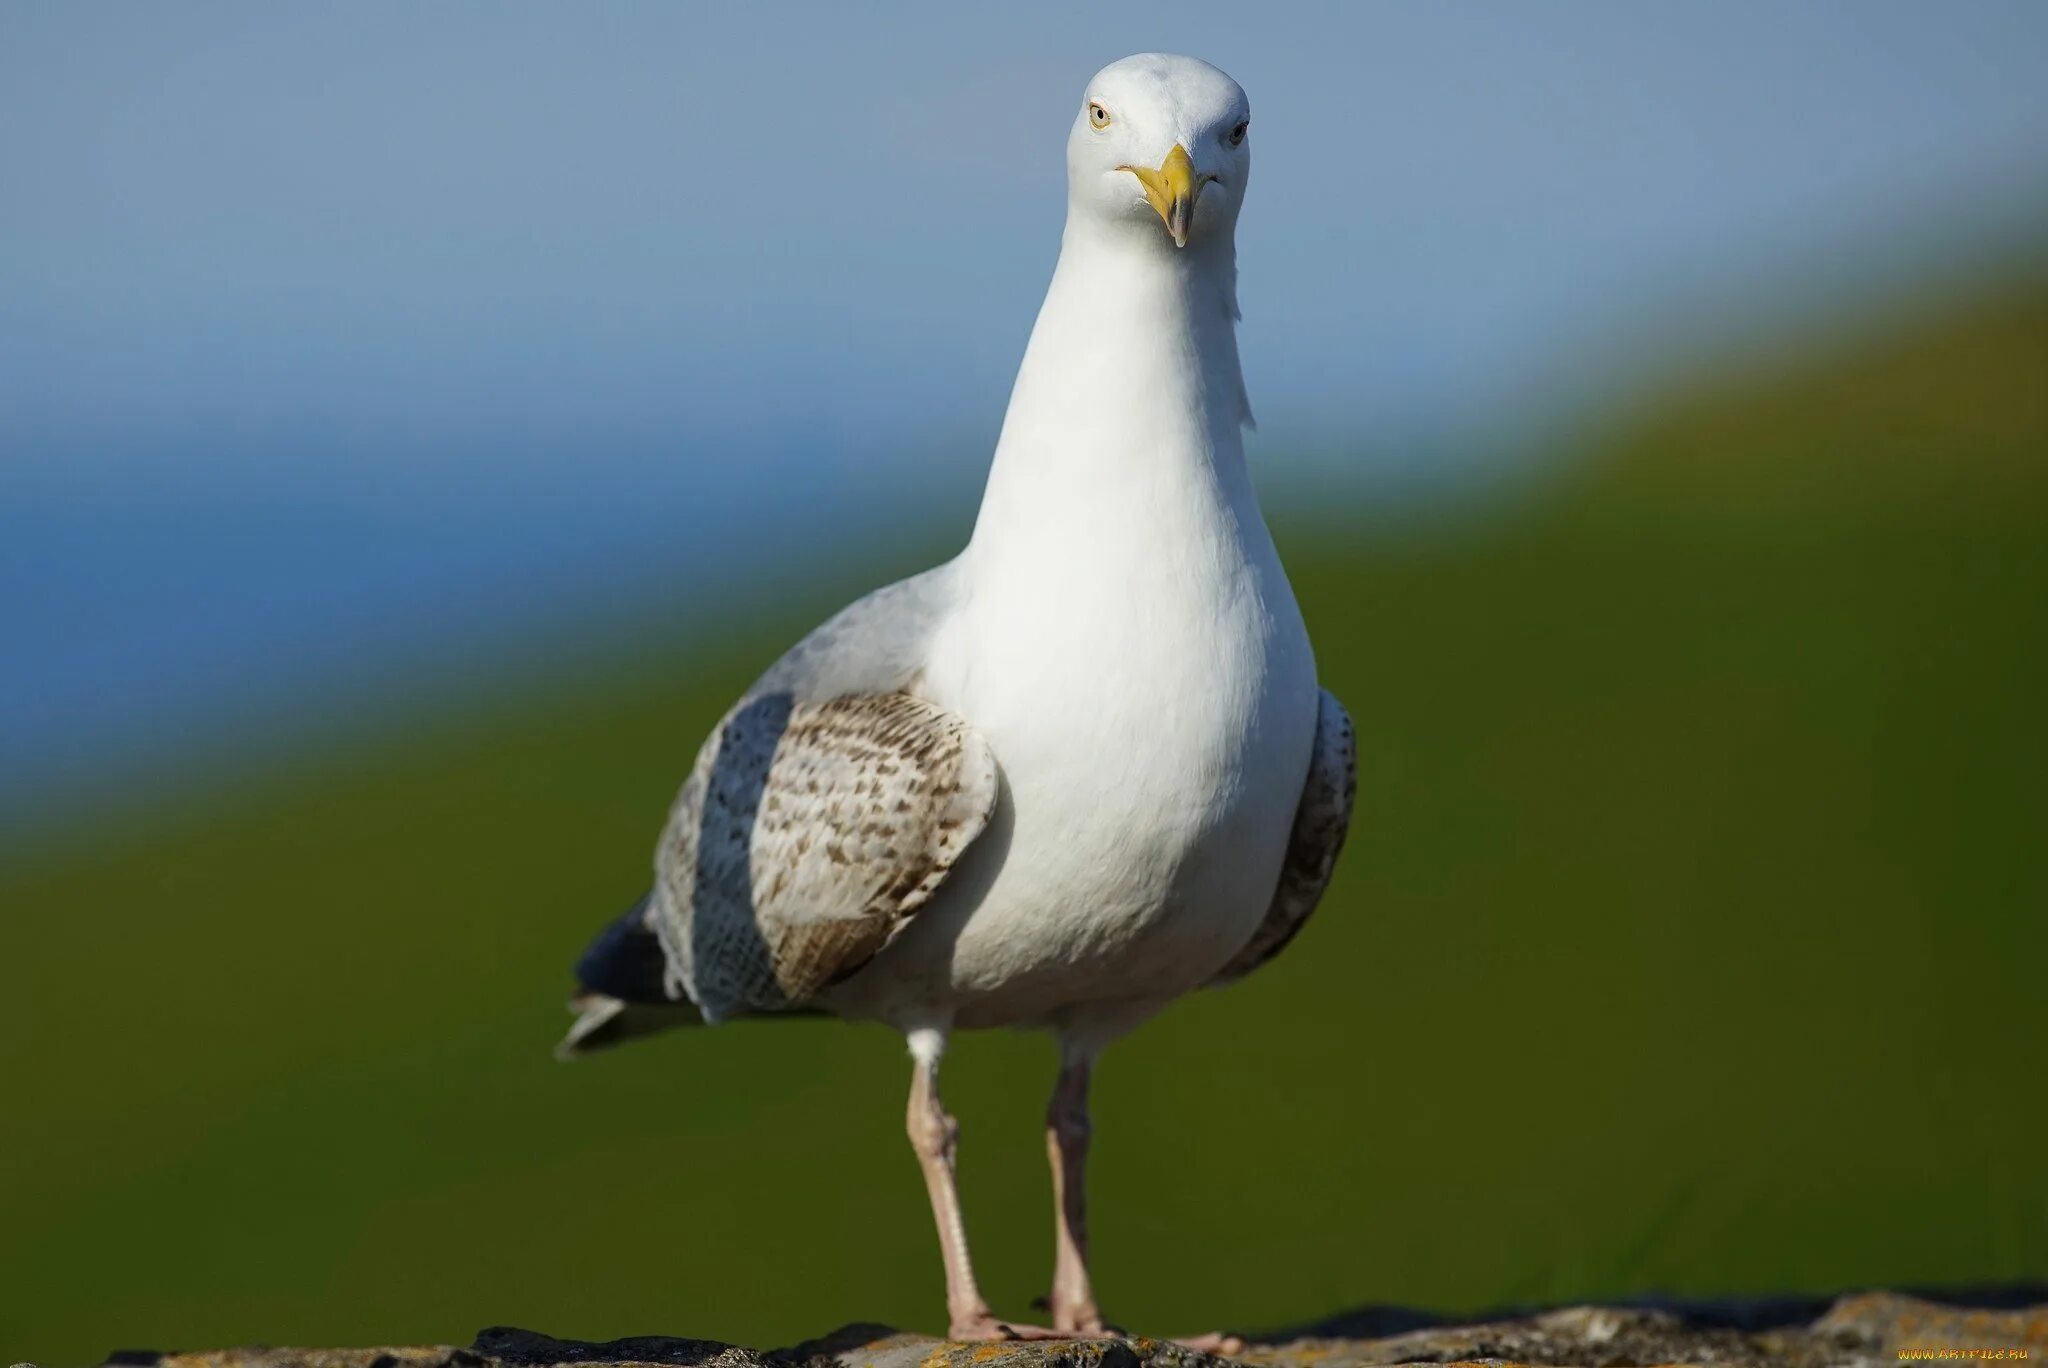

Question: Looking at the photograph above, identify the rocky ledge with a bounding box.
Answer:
[96,1291,2046,1368]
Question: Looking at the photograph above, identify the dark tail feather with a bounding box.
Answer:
[554,892,831,1059]
[573,893,673,1004]
[556,893,703,1060]
[556,991,704,1060]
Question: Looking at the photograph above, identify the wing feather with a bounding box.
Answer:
[647,690,996,1022]
[1210,688,1357,985]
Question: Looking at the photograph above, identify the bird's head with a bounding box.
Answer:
[1067,53,1250,252]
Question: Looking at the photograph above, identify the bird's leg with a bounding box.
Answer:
[906,1028,1077,1342]
[1046,1044,1107,1333]
[1043,1037,1247,1357]
[905,1029,995,1336]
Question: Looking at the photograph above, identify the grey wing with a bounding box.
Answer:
[1210,689,1357,985]
[645,564,999,1023]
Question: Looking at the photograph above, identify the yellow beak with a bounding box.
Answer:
[1121,143,1211,248]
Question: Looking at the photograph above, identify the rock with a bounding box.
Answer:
[474,1326,763,1368]
[102,1352,485,1368]
[1814,1293,2048,1359]
[87,1290,2048,1368]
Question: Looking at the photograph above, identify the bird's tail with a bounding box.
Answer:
[555,892,703,1060]
[555,991,704,1060]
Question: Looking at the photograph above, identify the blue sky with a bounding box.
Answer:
[4,1,2047,816]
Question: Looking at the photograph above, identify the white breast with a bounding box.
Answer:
[821,189,1318,1033]
[849,418,1317,1031]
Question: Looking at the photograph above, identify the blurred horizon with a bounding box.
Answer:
[7,1,2048,826]
[4,9,2047,1363]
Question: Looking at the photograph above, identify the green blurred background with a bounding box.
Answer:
[5,268,2045,1361]
[8,4,2048,1364]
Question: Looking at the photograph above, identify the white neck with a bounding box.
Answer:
[929,194,1317,846]
[965,212,1256,567]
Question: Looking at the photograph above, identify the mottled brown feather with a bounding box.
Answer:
[646,691,998,1022]
[1209,688,1357,985]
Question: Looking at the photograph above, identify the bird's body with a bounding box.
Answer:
[824,201,1318,1037]
[562,53,1355,1344]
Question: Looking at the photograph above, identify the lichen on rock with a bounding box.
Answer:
[91,1291,2047,1368]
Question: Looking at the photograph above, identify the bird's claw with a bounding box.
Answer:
[1171,1331,1248,1356]
[948,1316,1114,1341]
[947,1316,1243,1356]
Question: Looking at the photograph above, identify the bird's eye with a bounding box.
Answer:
[1088,102,1112,129]
[1228,120,1249,147]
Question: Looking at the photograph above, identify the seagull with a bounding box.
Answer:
[560,52,1356,1345]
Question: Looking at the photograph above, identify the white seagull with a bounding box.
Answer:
[561,52,1357,1345]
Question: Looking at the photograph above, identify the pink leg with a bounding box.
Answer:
[1045,1041,1245,1356]
[906,1029,1088,1342]
[1047,1046,1107,1332]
